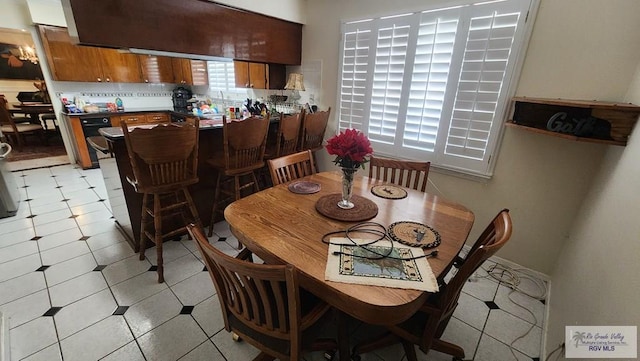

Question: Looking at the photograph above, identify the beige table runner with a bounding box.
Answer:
[325,237,439,292]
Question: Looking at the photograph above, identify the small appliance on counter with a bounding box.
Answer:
[172,86,193,113]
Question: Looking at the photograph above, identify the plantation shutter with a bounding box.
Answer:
[367,15,412,145]
[404,10,460,153]
[336,0,534,177]
[338,20,372,131]
[439,0,530,173]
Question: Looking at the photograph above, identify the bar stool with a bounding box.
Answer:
[262,111,303,187]
[207,115,269,239]
[299,107,330,153]
[121,118,203,283]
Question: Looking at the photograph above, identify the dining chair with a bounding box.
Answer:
[0,95,45,150]
[187,224,337,361]
[350,209,513,361]
[299,107,330,153]
[368,156,431,193]
[207,115,270,238]
[121,118,203,283]
[267,150,317,186]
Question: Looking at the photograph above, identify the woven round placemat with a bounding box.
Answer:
[387,221,441,249]
[371,184,408,199]
[315,194,379,222]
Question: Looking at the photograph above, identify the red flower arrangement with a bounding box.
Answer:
[325,129,373,169]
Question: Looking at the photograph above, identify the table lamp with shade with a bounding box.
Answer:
[284,73,305,107]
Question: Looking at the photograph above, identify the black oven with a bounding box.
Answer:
[81,117,112,168]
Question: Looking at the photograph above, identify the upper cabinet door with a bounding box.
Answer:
[38,25,104,82]
[100,49,142,83]
[234,61,250,88]
[248,62,266,89]
[139,55,175,83]
[171,58,193,85]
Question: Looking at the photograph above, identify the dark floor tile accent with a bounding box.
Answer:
[485,301,500,310]
[55,186,62,189]
[110,216,115,219]
[180,306,195,315]
[540,299,546,305]
[20,174,26,177]
[35,265,50,271]
[26,215,36,218]
[203,266,208,272]
[80,175,87,178]
[93,265,107,271]
[43,307,62,316]
[98,199,106,202]
[88,186,95,189]
[79,236,90,241]
[51,175,57,177]
[148,265,158,272]
[61,199,70,202]
[113,306,129,315]
[21,185,29,189]
[24,198,32,202]
[218,237,227,242]
[532,358,540,361]
[69,215,79,218]
[31,236,42,241]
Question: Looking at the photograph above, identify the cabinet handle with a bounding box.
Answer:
[245,83,249,87]
[145,79,149,83]
[106,77,111,82]
[250,83,254,88]
[97,77,102,82]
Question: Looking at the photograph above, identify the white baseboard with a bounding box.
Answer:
[0,312,9,361]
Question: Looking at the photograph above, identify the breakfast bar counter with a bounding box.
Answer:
[97,121,226,249]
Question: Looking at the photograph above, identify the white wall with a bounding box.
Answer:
[545,55,640,358]
[302,0,640,274]
[213,0,306,24]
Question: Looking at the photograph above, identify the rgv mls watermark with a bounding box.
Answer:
[566,326,637,358]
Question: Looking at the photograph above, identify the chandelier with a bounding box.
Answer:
[18,45,39,64]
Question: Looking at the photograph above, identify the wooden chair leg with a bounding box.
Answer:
[234,175,241,200]
[153,193,164,283]
[401,341,418,361]
[208,173,223,237]
[251,171,261,193]
[183,187,203,230]
[139,193,149,260]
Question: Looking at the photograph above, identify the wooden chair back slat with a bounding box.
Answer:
[223,116,270,172]
[188,225,300,342]
[300,108,330,152]
[121,118,199,192]
[368,156,431,193]
[268,150,317,186]
[276,112,303,157]
[416,210,512,353]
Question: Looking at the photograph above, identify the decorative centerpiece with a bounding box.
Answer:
[326,129,373,209]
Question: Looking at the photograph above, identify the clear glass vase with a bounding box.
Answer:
[338,167,357,209]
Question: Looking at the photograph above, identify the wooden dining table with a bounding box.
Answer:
[10,103,55,125]
[224,171,474,359]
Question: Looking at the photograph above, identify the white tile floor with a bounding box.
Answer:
[0,163,548,361]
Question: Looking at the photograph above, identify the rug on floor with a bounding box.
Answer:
[5,142,67,162]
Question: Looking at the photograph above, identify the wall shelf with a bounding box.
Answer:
[507,97,640,146]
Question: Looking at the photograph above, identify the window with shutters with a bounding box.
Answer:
[337,0,536,177]
[207,61,239,93]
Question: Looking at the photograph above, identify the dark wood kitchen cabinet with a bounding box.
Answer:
[139,55,175,83]
[234,61,285,89]
[171,59,208,86]
[39,25,142,83]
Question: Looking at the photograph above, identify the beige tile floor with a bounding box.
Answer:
[0,163,547,361]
